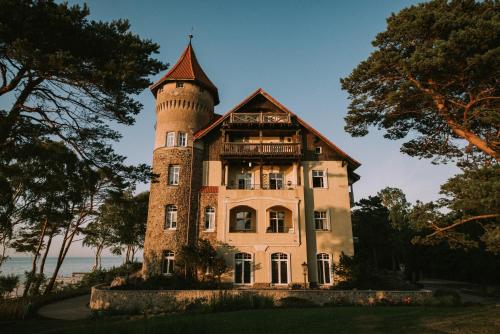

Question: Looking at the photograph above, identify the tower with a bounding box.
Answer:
[142,39,219,277]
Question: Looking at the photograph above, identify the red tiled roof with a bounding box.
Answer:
[200,186,219,193]
[193,88,361,170]
[150,42,219,105]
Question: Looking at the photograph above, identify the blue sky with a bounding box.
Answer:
[10,0,460,256]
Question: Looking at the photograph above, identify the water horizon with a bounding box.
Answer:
[1,256,143,278]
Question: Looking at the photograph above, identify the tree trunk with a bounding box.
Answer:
[44,222,75,295]
[23,218,48,297]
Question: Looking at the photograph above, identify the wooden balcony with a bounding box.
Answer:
[228,113,291,124]
[221,142,301,158]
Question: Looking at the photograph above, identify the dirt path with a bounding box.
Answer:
[37,294,91,320]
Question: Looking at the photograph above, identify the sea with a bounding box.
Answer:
[1,257,141,278]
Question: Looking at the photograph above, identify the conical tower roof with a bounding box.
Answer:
[150,41,219,105]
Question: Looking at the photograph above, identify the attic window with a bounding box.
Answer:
[176,82,184,88]
[315,147,322,154]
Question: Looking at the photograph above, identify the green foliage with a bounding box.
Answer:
[79,262,142,288]
[278,297,317,308]
[341,0,499,162]
[176,239,229,282]
[411,164,499,253]
[432,288,462,306]
[0,274,19,298]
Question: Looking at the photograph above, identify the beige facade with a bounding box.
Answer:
[143,42,360,287]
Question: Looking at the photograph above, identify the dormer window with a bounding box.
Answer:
[176,82,184,88]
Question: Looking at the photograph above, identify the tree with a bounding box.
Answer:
[102,192,148,264]
[83,217,114,271]
[411,164,499,253]
[175,239,228,281]
[341,0,499,163]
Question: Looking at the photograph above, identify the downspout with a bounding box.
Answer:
[186,140,195,245]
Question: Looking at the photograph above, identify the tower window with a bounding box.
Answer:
[176,82,184,88]
[164,206,177,230]
[178,132,187,147]
[162,250,175,275]
[166,132,176,147]
[315,147,322,154]
[205,206,215,231]
[168,165,180,185]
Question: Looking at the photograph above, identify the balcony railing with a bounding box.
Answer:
[226,183,298,190]
[229,112,291,124]
[221,142,301,157]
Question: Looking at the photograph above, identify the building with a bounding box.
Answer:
[142,40,360,287]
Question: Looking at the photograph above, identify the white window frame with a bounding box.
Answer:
[168,165,180,185]
[314,210,330,231]
[268,172,284,190]
[268,210,285,233]
[178,132,187,147]
[312,169,328,189]
[234,253,253,285]
[166,132,176,147]
[162,250,175,275]
[317,253,332,285]
[270,252,290,285]
[204,206,215,231]
[165,205,177,230]
[315,146,322,154]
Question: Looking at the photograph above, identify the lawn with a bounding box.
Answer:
[2,306,499,334]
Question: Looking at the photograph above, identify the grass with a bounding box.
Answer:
[2,305,499,334]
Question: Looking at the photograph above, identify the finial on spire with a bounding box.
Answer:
[188,27,194,44]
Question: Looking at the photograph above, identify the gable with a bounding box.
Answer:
[194,88,360,170]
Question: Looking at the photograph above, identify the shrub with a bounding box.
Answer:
[79,262,142,288]
[205,292,274,312]
[278,297,317,308]
[0,274,19,298]
[433,288,461,306]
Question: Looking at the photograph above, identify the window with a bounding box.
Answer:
[162,251,175,275]
[166,132,176,147]
[237,173,252,189]
[168,165,180,185]
[271,253,289,285]
[234,253,252,284]
[178,132,187,147]
[229,206,256,232]
[205,206,215,231]
[235,211,252,231]
[176,82,184,88]
[314,211,329,230]
[165,205,177,229]
[315,146,322,154]
[317,253,332,285]
[268,210,285,233]
[312,170,327,188]
[269,173,284,190]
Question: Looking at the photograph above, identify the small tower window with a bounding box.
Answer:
[178,132,187,147]
[315,147,322,154]
[166,132,176,147]
[205,206,215,231]
[176,82,184,88]
[165,206,177,230]
[162,250,175,275]
[168,165,180,185]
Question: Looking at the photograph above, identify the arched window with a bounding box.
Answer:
[205,206,215,231]
[234,253,252,284]
[162,250,175,275]
[229,206,256,232]
[267,206,292,233]
[165,205,177,229]
[271,253,289,285]
[317,253,332,285]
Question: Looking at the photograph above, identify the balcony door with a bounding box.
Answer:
[237,173,252,189]
[268,173,284,189]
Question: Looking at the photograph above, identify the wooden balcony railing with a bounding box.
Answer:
[221,142,301,157]
[229,113,291,124]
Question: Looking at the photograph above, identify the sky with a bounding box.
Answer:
[7,0,460,257]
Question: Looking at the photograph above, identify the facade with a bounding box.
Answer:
[143,41,361,287]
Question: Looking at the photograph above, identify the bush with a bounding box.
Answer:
[0,274,19,298]
[79,262,142,288]
[205,292,274,312]
[432,288,461,306]
[278,297,317,308]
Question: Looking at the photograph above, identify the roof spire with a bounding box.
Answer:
[188,27,194,44]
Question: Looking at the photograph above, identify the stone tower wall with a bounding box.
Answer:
[143,80,215,277]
